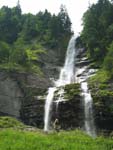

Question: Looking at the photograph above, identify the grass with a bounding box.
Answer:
[0,116,24,128]
[0,116,113,150]
[0,129,113,150]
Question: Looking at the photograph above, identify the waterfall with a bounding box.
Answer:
[81,82,96,137]
[44,36,76,131]
[44,87,56,131]
[44,35,96,137]
[56,36,76,87]
[76,58,97,137]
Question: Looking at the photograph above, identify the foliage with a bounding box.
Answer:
[0,4,72,73]
[0,41,10,63]
[0,40,44,73]
[0,116,24,128]
[103,41,113,77]
[0,6,21,44]
[81,0,113,63]
[64,83,80,99]
[88,69,113,114]
[88,42,113,82]
[89,70,110,86]
[0,129,113,150]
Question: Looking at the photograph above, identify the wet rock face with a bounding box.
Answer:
[0,72,23,117]
[20,98,45,128]
[51,83,84,130]
[92,93,113,132]
[89,82,113,132]
[52,97,84,130]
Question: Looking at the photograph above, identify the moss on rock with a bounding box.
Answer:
[64,83,80,100]
[0,116,25,128]
[24,87,47,98]
[88,72,113,131]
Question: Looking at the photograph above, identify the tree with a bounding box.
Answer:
[0,41,10,63]
[0,5,72,71]
[58,5,72,35]
[81,0,113,61]
[103,41,113,76]
[0,6,22,43]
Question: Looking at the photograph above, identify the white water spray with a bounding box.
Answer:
[56,36,77,87]
[44,36,76,131]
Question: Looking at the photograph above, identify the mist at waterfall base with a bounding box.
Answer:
[44,36,96,137]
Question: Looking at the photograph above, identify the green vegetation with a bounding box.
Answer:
[103,41,113,77]
[0,116,112,150]
[54,83,80,101]
[78,0,113,80]
[0,4,72,73]
[0,116,24,128]
[89,70,110,85]
[88,70,113,115]
[0,117,113,150]
[64,83,80,100]
[81,0,113,119]
[0,129,113,150]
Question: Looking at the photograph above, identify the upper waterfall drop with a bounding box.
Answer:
[56,36,77,87]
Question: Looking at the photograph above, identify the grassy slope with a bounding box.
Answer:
[0,114,113,150]
[0,129,113,150]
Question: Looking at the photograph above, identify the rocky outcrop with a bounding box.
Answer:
[51,83,84,130]
[1,48,108,132]
[20,97,45,128]
[0,70,50,127]
[0,70,83,129]
[0,71,23,117]
[90,85,113,132]
[40,49,64,79]
[52,97,84,130]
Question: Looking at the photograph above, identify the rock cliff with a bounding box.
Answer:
[51,84,84,130]
[0,70,50,127]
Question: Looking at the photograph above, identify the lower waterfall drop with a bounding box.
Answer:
[44,87,56,131]
[81,82,96,137]
[76,57,97,137]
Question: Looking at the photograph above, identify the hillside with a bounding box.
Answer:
[0,0,113,149]
[0,4,72,74]
[0,4,72,127]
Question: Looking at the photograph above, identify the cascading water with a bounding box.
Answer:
[44,36,77,132]
[56,36,76,87]
[81,82,96,137]
[44,87,56,131]
[44,35,96,137]
[76,58,97,137]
